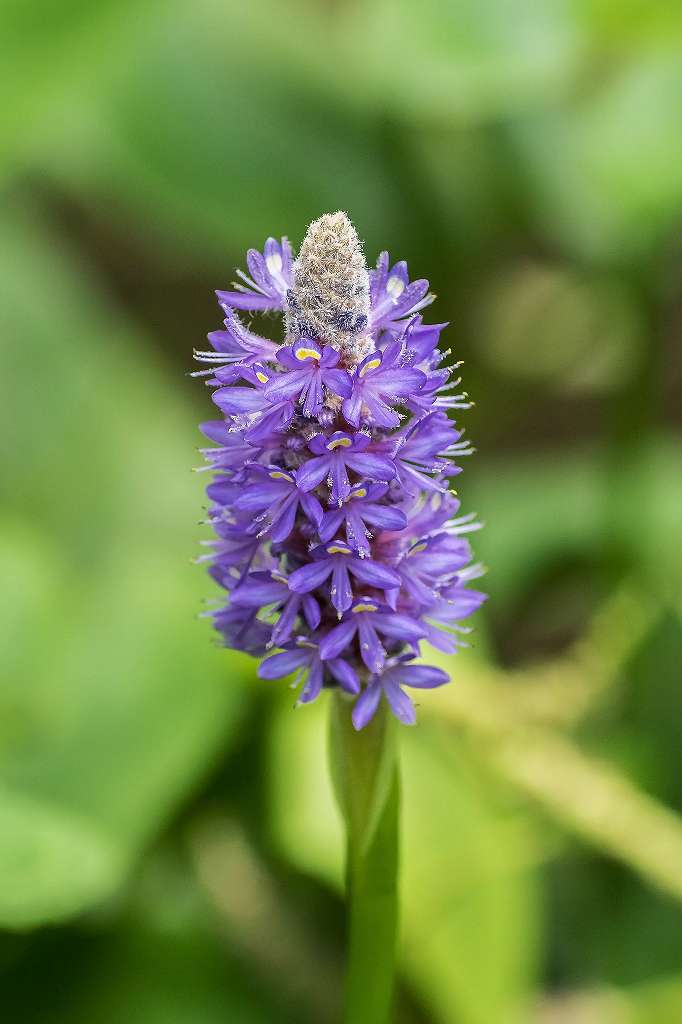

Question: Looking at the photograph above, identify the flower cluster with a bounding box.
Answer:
[196,212,486,728]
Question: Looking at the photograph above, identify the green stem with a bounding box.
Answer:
[329,693,400,1024]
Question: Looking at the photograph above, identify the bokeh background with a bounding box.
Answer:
[2,2,681,1022]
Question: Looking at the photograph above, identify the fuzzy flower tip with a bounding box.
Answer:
[195,211,486,729]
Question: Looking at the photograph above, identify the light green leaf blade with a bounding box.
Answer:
[0,786,124,929]
[0,205,251,927]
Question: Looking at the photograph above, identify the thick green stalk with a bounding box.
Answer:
[329,693,400,1024]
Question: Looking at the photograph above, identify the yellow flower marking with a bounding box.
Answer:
[349,487,367,500]
[327,436,352,450]
[359,357,381,377]
[352,602,378,613]
[255,370,269,384]
[407,542,427,557]
[269,470,293,481]
[295,346,320,362]
[326,544,352,556]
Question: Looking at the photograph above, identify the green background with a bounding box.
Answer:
[1,1,681,1021]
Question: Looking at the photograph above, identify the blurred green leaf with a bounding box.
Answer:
[474,262,642,393]
[4,922,280,1024]
[340,0,581,124]
[579,0,682,47]
[513,54,682,262]
[0,0,160,175]
[268,694,343,890]
[631,973,682,1023]
[0,206,250,927]
[37,1,407,260]
[489,728,682,903]
[399,727,540,1024]
[0,787,123,930]
[468,436,682,612]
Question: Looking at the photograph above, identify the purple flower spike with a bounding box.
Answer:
[196,211,485,727]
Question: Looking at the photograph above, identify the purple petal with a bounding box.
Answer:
[288,560,333,594]
[206,329,244,357]
[245,248,271,293]
[375,367,425,395]
[396,664,450,689]
[341,393,363,427]
[319,619,357,661]
[199,420,230,445]
[383,680,416,725]
[296,455,330,492]
[441,588,488,619]
[357,617,385,673]
[374,613,426,642]
[363,505,407,531]
[213,386,265,415]
[299,662,324,704]
[392,279,430,319]
[212,364,256,386]
[405,320,447,362]
[345,453,396,482]
[422,624,460,654]
[269,495,299,542]
[233,481,288,511]
[308,433,330,455]
[299,490,323,528]
[320,345,340,368]
[301,372,323,418]
[216,289,281,312]
[349,558,401,591]
[231,576,284,607]
[352,681,382,730]
[359,395,400,429]
[271,596,301,646]
[324,369,353,399]
[206,479,237,504]
[319,508,345,542]
[327,658,360,695]
[243,401,294,444]
[258,648,308,679]
[331,561,353,614]
[265,368,309,403]
[329,457,351,505]
[302,594,321,630]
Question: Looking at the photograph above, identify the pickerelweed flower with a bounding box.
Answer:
[196,211,486,728]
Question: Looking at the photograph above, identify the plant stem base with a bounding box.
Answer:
[329,694,399,1024]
